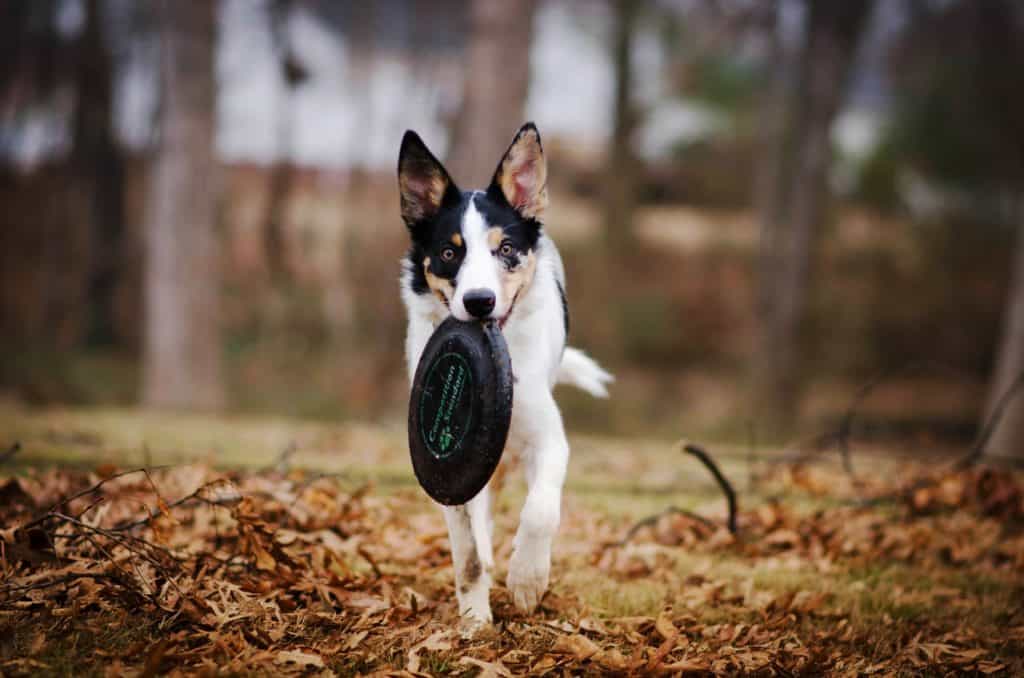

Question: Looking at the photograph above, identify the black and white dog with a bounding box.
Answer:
[398,123,612,627]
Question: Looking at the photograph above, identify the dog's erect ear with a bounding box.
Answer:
[488,122,548,220]
[398,131,460,228]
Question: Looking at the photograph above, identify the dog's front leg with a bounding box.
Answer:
[507,388,568,613]
[442,486,493,630]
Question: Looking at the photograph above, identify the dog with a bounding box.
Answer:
[398,122,613,628]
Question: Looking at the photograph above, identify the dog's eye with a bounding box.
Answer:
[499,242,514,257]
[440,246,456,262]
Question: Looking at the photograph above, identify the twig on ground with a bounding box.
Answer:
[111,478,239,532]
[0,571,119,597]
[0,441,20,464]
[768,431,838,467]
[852,368,1024,508]
[21,466,175,531]
[357,545,383,578]
[956,369,1024,469]
[682,442,738,535]
[266,441,297,474]
[768,360,976,480]
[610,441,739,549]
[746,420,757,492]
[832,360,969,479]
[142,468,168,512]
[611,507,717,547]
[50,512,179,570]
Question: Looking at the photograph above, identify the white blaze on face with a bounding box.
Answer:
[452,196,503,321]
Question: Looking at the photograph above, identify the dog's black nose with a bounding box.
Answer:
[463,288,496,318]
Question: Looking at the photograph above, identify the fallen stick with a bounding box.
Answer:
[612,506,717,547]
[0,441,20,464]
[610,441,739,548]
[682,443,737,535]
[768,360,975,479]
[956,369,1024,469]
[21,465,176,531]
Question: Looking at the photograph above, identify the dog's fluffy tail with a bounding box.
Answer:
[557,347,614,398]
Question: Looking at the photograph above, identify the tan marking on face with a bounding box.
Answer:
[487,227,504,250]
[500,250,537,316]
[423,256,431,267]
[451,233,462,247]
[423,261,454,306]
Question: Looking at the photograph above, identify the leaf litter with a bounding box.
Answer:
[0,455,1021,676]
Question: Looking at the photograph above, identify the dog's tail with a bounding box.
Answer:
[557,347,614,398]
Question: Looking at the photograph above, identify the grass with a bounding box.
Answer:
[2,404,1022,675]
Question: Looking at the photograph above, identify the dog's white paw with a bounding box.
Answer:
[458,606,492,637]
[506,543,550,613]
[456,574,492,633]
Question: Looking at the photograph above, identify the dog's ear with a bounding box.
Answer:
[488,122,547,220]
[398,131,460,228]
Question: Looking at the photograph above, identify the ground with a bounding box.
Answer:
[1,405,1022,676]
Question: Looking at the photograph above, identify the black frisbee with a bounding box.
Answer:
[408,317,513,505]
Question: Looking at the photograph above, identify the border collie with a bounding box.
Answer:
[398,122,613,629]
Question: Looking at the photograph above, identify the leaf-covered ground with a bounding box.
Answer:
[1,407,1023,676]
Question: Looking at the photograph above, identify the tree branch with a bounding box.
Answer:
[682,442,737,534]
[608,441,739,550]
[957,369,1024,469]
[0,441,20,464]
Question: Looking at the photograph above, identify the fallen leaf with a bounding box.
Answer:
[551,634,600,661]
[458,656,512,677]
[275,649,324,669]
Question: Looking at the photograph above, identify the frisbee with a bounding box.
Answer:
[408,317,513,505]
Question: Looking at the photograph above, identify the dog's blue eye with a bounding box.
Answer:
[440,247,456,262]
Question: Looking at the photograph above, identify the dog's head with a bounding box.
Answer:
[398,123,548,326]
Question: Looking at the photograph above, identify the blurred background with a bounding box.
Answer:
[1,0,1022,459]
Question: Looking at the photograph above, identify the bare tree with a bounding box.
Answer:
[754,0,875,433]
[985,219,1024,460]
[977,0,1024,461]
[262,0,308,284]
[603,0,639,252]
[447,0,536,187]
[141,0,223,410]
[75,0,125,345]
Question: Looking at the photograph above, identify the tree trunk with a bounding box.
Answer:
[141,0,223,410]
[753,0,874,434]
[263,0,305,283]
[74,0,125,346]
[603,0,639,252]
[983,215,1024,460]
[447,0,536,187]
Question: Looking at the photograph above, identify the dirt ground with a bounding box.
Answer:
[1,406,1022,676]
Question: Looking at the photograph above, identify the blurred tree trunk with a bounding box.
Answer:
[978,0,1024,461]
[142,0,223,410]
[983,213,1024,460]
[0,1,88,353]
[447,0,536,186]
[604,0,638,252]
[74,0,125,346]
[263,0,307,284]
[753,0,874,434]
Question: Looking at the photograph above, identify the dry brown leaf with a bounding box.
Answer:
[275,649,325,669]
[550,633,600,661]
[458,656,512,677]
[654,611,678,641]
[646,631,680,672]
[406,630,453,673]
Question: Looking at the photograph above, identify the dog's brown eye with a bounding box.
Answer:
[499,242,514,257]
[440,247,456,262]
